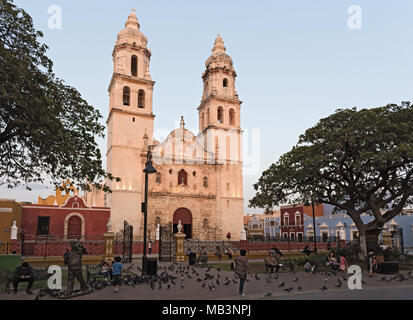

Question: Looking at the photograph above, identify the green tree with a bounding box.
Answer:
[250,103,413,257]
[0,0,117,192]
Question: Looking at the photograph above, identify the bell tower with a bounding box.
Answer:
[197,35,244,242]
[106,10,155,233]
[198,35,242,162]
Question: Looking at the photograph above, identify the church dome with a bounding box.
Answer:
[116,10,148,48]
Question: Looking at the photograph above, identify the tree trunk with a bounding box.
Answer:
[358,228,367,260]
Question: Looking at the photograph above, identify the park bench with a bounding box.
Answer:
[86,265,106,284]
[3,267,49,293]
[196,254,208,267]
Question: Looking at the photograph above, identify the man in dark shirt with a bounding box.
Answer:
[13,262,34,294]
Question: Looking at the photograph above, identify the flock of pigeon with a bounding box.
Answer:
[32,263,413,299]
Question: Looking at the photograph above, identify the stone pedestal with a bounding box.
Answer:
[174,232,186,262]
[103,232,115,263]
[382,233,392,247]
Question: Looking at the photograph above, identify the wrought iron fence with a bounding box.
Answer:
[247,235,345,243]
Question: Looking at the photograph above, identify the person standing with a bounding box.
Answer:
[66,241,89,296]
[226,232,231,241]
[234,249,249,296]
[13,262,34,294]
[148,241,152,255]
[112,256,124,293]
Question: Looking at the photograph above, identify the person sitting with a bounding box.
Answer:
[215,246,222,260]
[339,254,348,273]
[13,262,34,294]
[264,252,280,274]
[100,261,111,280]
[326,251,339,271]
[227,248,233,260]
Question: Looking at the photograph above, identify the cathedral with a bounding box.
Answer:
[105,11,244,241]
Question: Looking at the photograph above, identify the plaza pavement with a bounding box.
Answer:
[1,262,412,300]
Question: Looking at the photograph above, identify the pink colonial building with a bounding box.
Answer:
[21,195,110,239]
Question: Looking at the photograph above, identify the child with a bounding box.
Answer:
[304,260,312,278]
[101,261,110,280]
[339,255,348,273]
[112,256,124,293]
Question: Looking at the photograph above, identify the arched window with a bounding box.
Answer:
[229,109,235,126]
[203,218,208,228]
[123,86,130,106]
[178,169,187,185]
[67,216,82,239]
[206,109,210,125]
[217,106,224,124]
[131,55,138,77]
[138,90,145,108]
[223,78,228,87]
[203,177,208,188]
[156,173,161,183]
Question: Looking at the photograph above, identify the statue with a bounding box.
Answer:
[177,220,183,233]
[66,240,90,296]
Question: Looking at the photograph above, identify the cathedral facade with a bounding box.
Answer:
[106,11,244,241]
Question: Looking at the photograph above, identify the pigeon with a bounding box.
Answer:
[391,274,398,280]
[380,277,386,281]
[197,278,203,282]
[201,282,206,288]
[208,284,214,291]
[320,285,328,291]
[362,280,367,285]
[284,287,293,293]
[223,280,231,286]
[255,274,260,280]
[298,286,302,291]
[167,284,171,289]
[266,277,272,283]
[273,274,279,279]
[293,277,299,282]
[278,282,285,288]
[265,292,272,297]
[335,278,342,288]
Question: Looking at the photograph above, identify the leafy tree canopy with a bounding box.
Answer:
[250,102,413,252]
[0,0,118,192]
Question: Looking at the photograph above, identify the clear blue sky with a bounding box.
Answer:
[2,0,413,213]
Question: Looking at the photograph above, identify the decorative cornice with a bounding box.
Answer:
[198,94,242,110]
[106,107,155,124]
[108,73,155,92]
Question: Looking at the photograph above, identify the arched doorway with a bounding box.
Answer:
[173,208,192,239]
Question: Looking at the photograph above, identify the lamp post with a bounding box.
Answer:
[311,199,317,253]
[142,149,157,277]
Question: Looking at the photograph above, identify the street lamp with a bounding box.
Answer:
[142,149,157,277]
[311,199,317,253]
